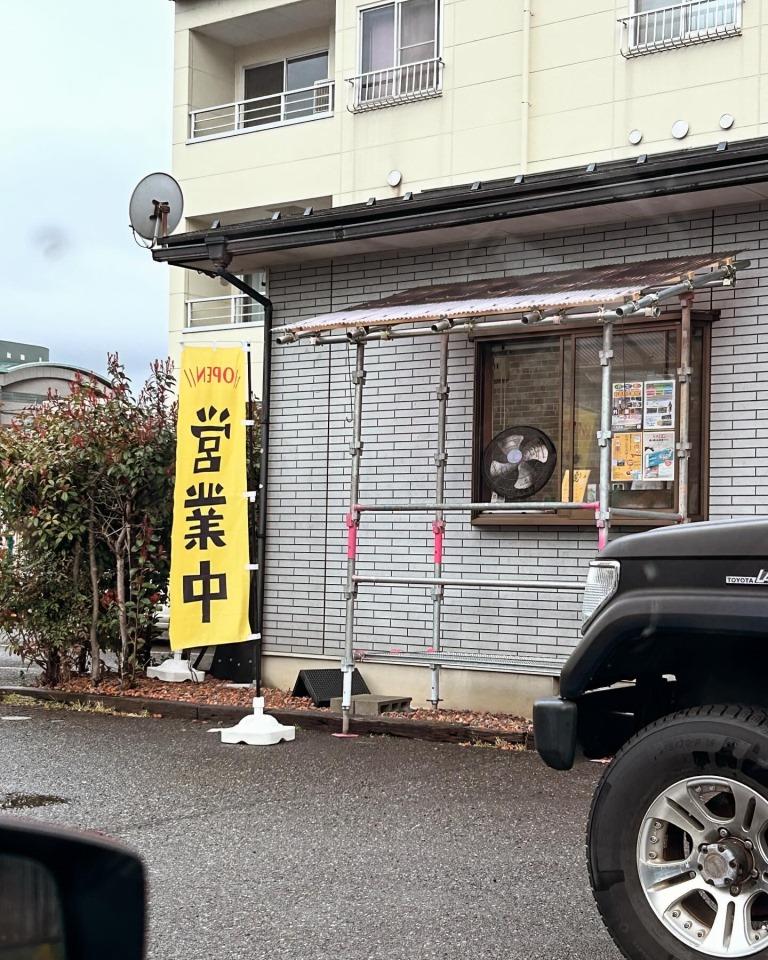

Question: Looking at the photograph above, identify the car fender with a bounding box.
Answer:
[560,589,768,700]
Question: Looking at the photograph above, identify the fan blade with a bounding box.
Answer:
[514,462,535,490]
[489,460,518,481]
[522,441,549,464]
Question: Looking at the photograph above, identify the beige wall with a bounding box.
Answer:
[169,0,768,366]
[261,652,558,716]
[172,0,768,224]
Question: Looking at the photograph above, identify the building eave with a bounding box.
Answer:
[153,136,768,270]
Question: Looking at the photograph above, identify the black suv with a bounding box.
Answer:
[534,517,768,960]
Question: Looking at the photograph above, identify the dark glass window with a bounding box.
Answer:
[476,320,709,521]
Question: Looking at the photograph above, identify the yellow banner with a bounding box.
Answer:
[169,347,250,650]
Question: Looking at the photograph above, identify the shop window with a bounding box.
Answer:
[474,319,709,524]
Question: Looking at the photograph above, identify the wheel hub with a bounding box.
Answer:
[636,776,768,957]
[698,838,753,888]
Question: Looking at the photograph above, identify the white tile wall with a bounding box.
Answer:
[264,203,768,664]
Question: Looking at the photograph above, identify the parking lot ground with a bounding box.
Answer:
[0,702,621,960]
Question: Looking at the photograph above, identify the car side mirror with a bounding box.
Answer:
[0,816,146,960]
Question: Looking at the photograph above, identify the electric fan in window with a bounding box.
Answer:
[482,426,557,501]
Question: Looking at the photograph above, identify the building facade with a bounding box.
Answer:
[164,0,768,712]
[0,342,107,427]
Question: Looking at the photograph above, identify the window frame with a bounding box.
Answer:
[183,269,269,333]
[628,0,743,50]
[471,313,713,528]
[356,0,442,77]
[241,50,331,102]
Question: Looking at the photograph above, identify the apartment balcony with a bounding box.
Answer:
[620,0,742,57]
[189,81,335,142]
[347,58,443,113]
[185,295,264,331]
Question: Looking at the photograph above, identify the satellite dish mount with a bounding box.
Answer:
[129,172,184,247]
[150,199,171,243]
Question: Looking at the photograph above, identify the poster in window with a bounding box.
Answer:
[561,469,591,503]
[612,382,643,431]
[643,380,676,430]
[642,431,676,481]
[611,432,643,482]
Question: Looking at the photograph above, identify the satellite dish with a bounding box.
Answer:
[129,172,184,243]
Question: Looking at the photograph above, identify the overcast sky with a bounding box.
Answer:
[0,1,175,387]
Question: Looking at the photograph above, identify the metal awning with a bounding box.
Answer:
[274,252,741,341]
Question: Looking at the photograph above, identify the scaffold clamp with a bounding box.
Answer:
[599,348,614,366]
[432,519,446,564]
[346,512,359,559]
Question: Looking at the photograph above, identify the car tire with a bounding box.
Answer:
[588,705,768,960]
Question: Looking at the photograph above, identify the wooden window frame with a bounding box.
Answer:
[471,311,713,528]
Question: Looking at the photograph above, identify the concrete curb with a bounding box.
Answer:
[0,685,534,749]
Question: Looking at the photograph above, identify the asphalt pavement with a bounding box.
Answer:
[0,702,620,960]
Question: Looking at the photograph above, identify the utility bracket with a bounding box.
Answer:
[599,349,614,366]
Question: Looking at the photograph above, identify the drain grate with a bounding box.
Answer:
[0,793,67,810]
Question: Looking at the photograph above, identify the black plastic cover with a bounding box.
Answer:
[533,697,578,771]
[292,668,369,707]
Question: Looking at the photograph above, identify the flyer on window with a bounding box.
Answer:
[642,431,676,481]
[611,432,643,482]
[643,380,676,430]
[612,382,643,431]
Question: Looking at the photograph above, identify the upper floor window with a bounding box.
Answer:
[621,0,743,56]
[185,271,268,330]
[350,0,442,111]
[189,53,333,140]
[244,53,331,126]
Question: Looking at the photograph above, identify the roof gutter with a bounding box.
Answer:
[153,137,768,266]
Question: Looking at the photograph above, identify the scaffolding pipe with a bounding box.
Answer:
[354,575,582,590]
[302,307,661,346]
[341,340,366,735]
[356,500,599,513]
[677,295,693,522]
[430,333,450,708]
[611,507,683,522]
[597,319,614,551]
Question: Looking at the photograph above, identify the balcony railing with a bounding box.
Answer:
[185,296,264,329]
[189,81,335,141]
[620,0,742,56]
[348,58,443,112]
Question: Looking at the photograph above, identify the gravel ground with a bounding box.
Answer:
[0,702,620,960]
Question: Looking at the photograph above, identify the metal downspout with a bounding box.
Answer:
[521,2,532,175]
[203,246,274,685]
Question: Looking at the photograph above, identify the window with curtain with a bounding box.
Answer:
[632,0,740,47]
[358,0,440,103]
[475,319,710,524]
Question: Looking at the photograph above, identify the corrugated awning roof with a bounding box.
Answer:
[275,253,737,337]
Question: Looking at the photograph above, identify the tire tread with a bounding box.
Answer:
[586,703,768,960]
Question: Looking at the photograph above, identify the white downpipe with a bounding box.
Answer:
[520,2,532,175]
